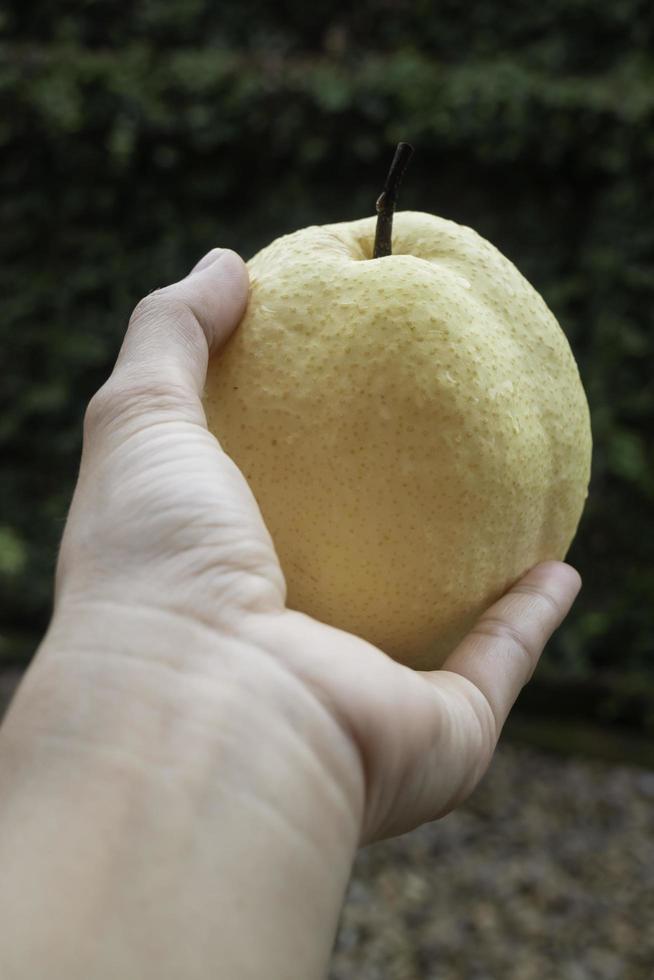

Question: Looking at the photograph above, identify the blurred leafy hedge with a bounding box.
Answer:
[2,2,653,713]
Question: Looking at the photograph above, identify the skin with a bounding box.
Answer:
[0,248,581,979]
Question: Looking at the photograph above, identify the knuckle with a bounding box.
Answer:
[512,583,562,619]
[471,616,534,672]
[129,288,191,332]
[439,691,497,816]
[83,381,118,435]
[83,377,189,439]
[469,689,498,752]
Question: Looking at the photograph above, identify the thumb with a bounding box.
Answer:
[116,247,249,394]
[438,560,582,735]
[85,248,249,437]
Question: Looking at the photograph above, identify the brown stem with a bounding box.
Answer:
[372,142,414,258]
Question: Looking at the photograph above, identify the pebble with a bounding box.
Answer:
[330,744,654,980]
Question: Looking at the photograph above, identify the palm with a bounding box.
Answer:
[59,412,286,619]
[57,392,493,844]
[262,609,499,843]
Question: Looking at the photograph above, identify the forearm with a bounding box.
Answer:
[0,605,363,979]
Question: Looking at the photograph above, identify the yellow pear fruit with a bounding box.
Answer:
[203,211,592,669]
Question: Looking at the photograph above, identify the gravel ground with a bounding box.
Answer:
[2,672,653,978]
[331,744,654,980]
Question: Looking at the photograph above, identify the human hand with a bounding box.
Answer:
[53,243,579,841]
[0,248,580,978]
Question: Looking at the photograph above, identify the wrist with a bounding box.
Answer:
[0,601,363,979]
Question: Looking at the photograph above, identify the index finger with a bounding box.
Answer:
[437,561,582,734]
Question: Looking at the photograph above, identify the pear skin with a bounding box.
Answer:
[204,212,592,669]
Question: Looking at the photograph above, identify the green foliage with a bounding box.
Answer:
[1,2,653,690]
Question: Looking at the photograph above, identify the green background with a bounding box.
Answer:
[2,1,653,744]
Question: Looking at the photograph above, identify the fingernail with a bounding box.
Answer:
[190,248,227,276]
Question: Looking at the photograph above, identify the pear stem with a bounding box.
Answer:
[372,141,414,259]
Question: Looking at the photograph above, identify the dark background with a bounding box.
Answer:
[1,1,653,751]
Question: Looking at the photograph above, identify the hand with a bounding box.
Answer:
[0,248,581,979]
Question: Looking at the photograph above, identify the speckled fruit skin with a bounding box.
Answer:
[203,211,592,670]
